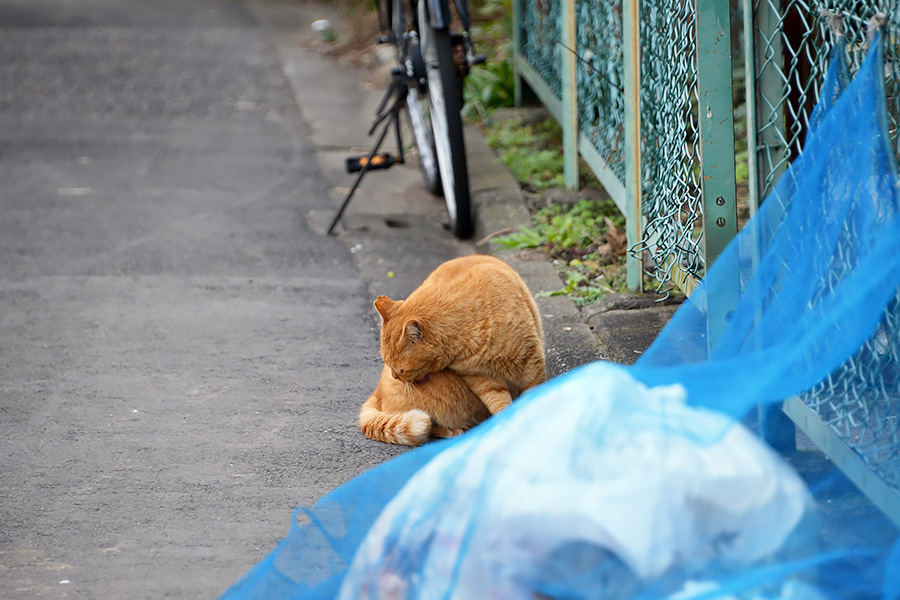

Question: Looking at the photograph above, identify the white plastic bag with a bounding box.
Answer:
[339,362,813,600]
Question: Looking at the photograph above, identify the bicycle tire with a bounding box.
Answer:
[392,1,442,196]
[421,23,474,238]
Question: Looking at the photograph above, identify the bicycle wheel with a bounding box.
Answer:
[417,5,474,238]
[391,1,442,196]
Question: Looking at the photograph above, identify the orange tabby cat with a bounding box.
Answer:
[371,254,545,420]
[359,365,491,446]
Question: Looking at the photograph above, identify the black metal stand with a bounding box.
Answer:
[326,70,408,236]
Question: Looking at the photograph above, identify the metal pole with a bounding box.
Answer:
[696,0,738,342]
[750,0,787,209]
[560,0,579,190]
[561,0,579,189]
[743,0,761,216]
[513,0,524,106]
[623,0,643,292]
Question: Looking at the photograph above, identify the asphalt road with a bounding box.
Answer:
[0,0,476,597]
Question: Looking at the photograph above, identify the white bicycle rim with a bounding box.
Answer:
[406,88,439,185]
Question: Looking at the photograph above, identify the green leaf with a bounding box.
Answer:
[493,226,543,249]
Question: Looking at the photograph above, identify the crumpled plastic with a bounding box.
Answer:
[339,363,814,599]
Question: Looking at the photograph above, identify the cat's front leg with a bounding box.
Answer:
[461,374,512,414]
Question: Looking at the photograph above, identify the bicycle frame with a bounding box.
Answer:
[377,0,471,39]
[422,0,470,32]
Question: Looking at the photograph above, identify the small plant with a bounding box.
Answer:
[463,60,517,121]
[496,198,623,250]
[496,199,630,305]
[463,0,516,120]
[484,118,568,191]
[537,264,626,306]
[494,225,543,248]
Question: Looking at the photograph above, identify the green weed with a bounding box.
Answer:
[496,199,630,305]
[463,60,517,121]
[463,0,516,120]
[484,118,568,191]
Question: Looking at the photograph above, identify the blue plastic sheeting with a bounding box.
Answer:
[220,33,900,599]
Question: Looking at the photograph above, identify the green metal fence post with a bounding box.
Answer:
[623,0,643,292]
[696,0,738,341]
[743,0,797,451]
[742,0,761,215]
[561,0,579,189]
[513,0,524,106]
[512,0,538,107]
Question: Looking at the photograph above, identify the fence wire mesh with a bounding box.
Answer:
[517,0,900,508]
[575,0,625,181]
[801,293,900,490]
[749,4,900,495]
[521,0,708,288]
[634,0,705,283]
[519,0,563,98]
[750,4,900,198]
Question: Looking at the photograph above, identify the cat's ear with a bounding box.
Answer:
[405,320,422,343]
[374,296,398,321]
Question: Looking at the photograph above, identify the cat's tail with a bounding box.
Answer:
[359,397,431,446]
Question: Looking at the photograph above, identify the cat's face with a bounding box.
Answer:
[375,296,444,383]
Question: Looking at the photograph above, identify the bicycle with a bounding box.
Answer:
[327,0,483,239]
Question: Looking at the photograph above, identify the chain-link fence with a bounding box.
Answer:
[748,5,900,518]
[574,0,625,185]
[513,0,900,522]
[516,0,726,296]
[800,293,900,493]
[748,5,900,202]
[636,0,706,284]
[519,0,563,99]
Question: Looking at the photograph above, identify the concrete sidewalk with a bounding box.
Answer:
[0,2,668,597]
[281,0,675,372]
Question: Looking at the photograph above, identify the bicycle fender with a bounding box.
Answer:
[424,0,449,30]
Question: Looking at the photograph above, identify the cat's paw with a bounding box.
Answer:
[431,425,465,439]
[359,404,432,446]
